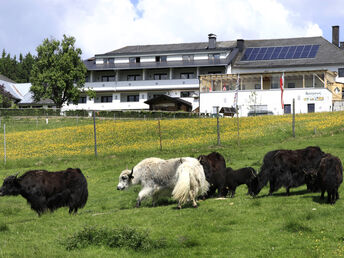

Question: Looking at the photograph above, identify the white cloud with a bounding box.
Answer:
[58,0,323,58]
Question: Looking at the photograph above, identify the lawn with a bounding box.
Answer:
[0,112,343,257]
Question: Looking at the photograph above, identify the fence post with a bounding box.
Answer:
[4,124,6,165]
[292,98,295,137]
[216,106,221,146]
[158,120,162,151]
[93,111,98,157]
[236,105,240,147]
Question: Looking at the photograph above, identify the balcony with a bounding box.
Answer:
[85,79,199,92]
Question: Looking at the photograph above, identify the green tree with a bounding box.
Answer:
[30,35,87,108]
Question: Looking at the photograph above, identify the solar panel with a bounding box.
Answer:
[241,44,320,61]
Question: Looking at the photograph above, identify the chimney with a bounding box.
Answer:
[332,25,339,47]
[340,42,344,49]
[237,39,244,52]
[208,33,217,49]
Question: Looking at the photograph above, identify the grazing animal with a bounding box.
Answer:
[251,146,325,196]
[225,167,257,197]
[197,152,227,197]
[305,154,343,204]
[117,157,209,209]
[0,168,88,216]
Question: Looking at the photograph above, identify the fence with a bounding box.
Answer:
[0,110,343,164]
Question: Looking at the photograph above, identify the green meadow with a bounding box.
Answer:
[0,113,343,257]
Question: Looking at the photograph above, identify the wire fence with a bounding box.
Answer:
[0,109,343,164]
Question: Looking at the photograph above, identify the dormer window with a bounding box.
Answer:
[182,55,194,62]
[129,57,140,63]
[208,53,220,60]
[156,56,167,62]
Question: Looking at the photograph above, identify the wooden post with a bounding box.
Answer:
[158,120,162,151]
[93,111,98,157]
[216,106,221,146]
[4,124,6,165]
[292,99,295,138]
[236,105,240,147]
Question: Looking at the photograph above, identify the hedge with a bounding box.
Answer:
[0,108,61,117]
[64,109,200,119]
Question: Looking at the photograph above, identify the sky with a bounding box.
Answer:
[1,0,343,59]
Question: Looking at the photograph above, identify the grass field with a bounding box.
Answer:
[0,112,343,257]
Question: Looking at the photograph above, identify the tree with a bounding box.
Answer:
[30,35,87,108]
[0,84,16,108]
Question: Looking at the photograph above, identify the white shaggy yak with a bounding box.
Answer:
[117,157,209,209]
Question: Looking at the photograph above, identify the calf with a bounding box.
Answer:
[197,152,227,197]
[225,167,257,197]
[306,154,343,204]
[0,168,88,216]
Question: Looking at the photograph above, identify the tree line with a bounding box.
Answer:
[0,50,35,83]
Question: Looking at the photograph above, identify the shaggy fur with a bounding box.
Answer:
[225,167,257,197]
[251,146,324,196]
[306,154,343,204]
[172,157,209,208]
[117,157,209,208]
[0,168,88,216]
[197,152,227,197]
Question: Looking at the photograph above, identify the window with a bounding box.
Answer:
[287,83,295,88]
[127,75,142,81]
[102,76,115,82]
[101,96,112,103]
[308,103,315,113]
[181,91,192,97]
[271,83,279,89]
[78,97,87,104]
[154,74,168,80]
[129,57,140,63]
[155,56,167,62]
[103,58,108,64]
[208,53,220,60]
[339,68,344,77]
[180,73,195,79]
[255,84,261,90]
[127,95,139,102]
[284,104,291,114]
[108,58,114,64]
[85,76,89,82]
[182,55,194,62]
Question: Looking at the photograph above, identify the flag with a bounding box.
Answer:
[280,73,284,109]
[233,74,240,107]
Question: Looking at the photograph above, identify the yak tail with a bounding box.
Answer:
[172,165,191,205]
[172,163,209,206]
[77,174,89,209]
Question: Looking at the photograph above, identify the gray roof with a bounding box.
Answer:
[86,36,344,72]
[0,79,54,105]
[101,40,236,57]
[233,36,344,69]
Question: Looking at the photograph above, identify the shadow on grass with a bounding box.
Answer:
[301,194,327,204]
[254,189,309,198]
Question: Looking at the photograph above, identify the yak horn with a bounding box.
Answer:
[129,168,134,179]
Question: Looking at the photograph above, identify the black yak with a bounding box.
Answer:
[305,154,343,204]
[0,168,88,216]
[251,146,325,196]
[197,152,227,197]
[225,167,257,197]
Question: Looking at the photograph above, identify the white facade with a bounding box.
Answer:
[200,88,333,116]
